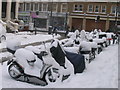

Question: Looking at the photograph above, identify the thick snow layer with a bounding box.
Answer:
[14,48,36,68]
[1,44,118,88]
[25,45,41,54]
[80,30,88,41]
[0,52,13,62]
[0,32,61,49]
[0,23,6,35]
[93,38,104,43]
[64,47,79,53]
[80,41,91,51]
[6,39,21,51]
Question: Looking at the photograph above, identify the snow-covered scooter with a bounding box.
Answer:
[6,42,64,86]
[6,40,74,86]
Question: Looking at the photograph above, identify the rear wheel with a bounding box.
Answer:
[8,64,21,79]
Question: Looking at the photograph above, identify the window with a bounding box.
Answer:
[39,3,42,11]
[52,3,57,12]
[42,3,48,11]
[95,5,100,13]
[74,4,83,12]
[88,5,93,12]
[31,3,34,11]
[111,6,116,14]
[34,3,39,11]
[19,3,24,11]
[101,5,106,13]
[61,3,67,12]
[26,3,30,11]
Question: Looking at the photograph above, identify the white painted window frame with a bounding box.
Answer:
[25,3,31,11]
[53,3,58,12]
[34,3,39,11]
[94,5,100,13]
[42,3,48,12]
[87,4,93,13]
[111,5,116,15]
[101,5,106,14]
[61,3,67,12]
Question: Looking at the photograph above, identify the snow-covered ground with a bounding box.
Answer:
[1,44,118,88]
[0,32,61,49]
[0,32,61,62]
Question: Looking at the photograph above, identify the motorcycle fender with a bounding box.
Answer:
[7,59,13,65]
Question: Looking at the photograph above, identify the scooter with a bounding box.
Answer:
[7,48,62,86]
[7,40,73,86]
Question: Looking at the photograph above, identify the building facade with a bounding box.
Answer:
[18,1,68,30]
[18,1,120,32]
[68,2,120,32]
[0,0,20,21]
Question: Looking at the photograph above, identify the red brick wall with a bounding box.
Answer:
[86,19,106,32]
[72,18,83,30]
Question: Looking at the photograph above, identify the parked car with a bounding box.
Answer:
[0,23,6,43]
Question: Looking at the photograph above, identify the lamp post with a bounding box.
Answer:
[95,15,100,30]
[48,0,53,34]
[64,12,69,36]
[33,11,39,35]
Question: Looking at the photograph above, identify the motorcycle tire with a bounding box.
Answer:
[45,67,62,84]
[8,64,22,79]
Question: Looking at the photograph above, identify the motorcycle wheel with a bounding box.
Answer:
[45,67,62,84]
[8,64,21,79]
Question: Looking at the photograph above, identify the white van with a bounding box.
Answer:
[0,23,6,43]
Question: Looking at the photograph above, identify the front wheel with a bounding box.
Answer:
[8,64,22,79]
[45,67,62,84]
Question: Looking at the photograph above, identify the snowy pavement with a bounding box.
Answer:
[0,32,61,62]
[0,32,61,49]
[0,44,118,88]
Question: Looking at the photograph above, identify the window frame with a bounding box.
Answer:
[111,5,116,14]
[34,3,39,11]
[73,4,83,12]
[101,5,106,14]
[25,3,31,11]
[42,3,48,12]
[88,4,93,13]
[39,3,42,11]
[19,3,24,11]
[61,3,68,12]
[94,5,100,13]
[52,3,58,12]
[31,3,34,11]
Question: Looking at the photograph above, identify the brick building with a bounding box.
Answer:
[67,1,120,32]
[18,0,120,32]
